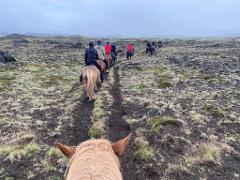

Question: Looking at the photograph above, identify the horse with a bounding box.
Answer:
[97,59,107,74]
[81,65,101,101]
[149,45,156,56]
[55,133,132,180]
[104,53,113,71]
[157,41,162,48]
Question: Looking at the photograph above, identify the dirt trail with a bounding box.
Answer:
[61,92,94,146]
[106,65,141,180]
[107,66,131,141]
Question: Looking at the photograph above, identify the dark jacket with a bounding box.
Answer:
[111,44,117,55]
[84,47,98,64]
[147,42,151,48]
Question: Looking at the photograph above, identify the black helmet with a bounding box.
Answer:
[89,41,94,47]
[97,40,101,45]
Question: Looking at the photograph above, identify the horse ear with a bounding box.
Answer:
[55,141,76,158]
[112,133,132,156]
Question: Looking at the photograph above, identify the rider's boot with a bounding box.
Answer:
[100,73,104,83]
[80,74,83,82]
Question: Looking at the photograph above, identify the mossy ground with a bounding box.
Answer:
[1,36,240,179]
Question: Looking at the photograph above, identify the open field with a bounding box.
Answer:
[0,35,240,180]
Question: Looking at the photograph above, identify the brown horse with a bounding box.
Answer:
[97,59,107,74]
[55,133,132,180]
[81,65,101,101]
[104,54,112,71]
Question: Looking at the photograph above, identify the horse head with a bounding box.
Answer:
[55,133,132,180]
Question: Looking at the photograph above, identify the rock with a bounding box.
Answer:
[54,41,83,49]
[0,50,16,63]
[71,41,82,48]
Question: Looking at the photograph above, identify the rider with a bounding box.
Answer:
[146,42,151,55]
[80,41,104,82]
[95,40,105,60]
[127,43,134,59]
[151,42,156,55]
[111,42,117,64]
[105,42,112,55]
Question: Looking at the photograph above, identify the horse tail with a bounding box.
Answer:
[86,70,95,99]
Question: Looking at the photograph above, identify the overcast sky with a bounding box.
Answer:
[0,0,239,37]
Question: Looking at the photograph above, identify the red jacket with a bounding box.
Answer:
[128,44,134,52]
[105,44,112,54]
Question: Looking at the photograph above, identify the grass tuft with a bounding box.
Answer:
[203,105,224,117]
[0,143,39,162]
[89,121,105,138]
[134,138,154,161]
[148,116,183,133]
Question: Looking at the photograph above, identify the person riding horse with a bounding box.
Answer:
[146,42,151,55]
[126,43,134,60]
[80,41,104,82]
[150,42,156,55]
[96,40,108,68]
[105,42,112,55]
[157,40,162,48]
[111,42,117,65]
[104,42,113,69]
[95,40,105,61]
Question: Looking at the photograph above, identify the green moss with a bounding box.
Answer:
[47,147,63,159]
[157,80,173,88]
[155,72,173,88]
[45,163,57,172]
[41,74,72,88]
[148,116,182,133]
[151,67,164,75]
[89,121,105,138]
[49,176,62,180]
[4,177,14,180]
[136,83,148,92]
[166,164,191,175]
[0,74,16,92]
[135,138,154,161]
[0,143,39,162]
[203,105,224,117]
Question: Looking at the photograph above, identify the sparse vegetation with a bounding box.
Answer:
[0,36,239,179]
[148,116,183,133]
[134,137,154,161]
[136,83,148,92]
[89,120,105,138]
[203,105,224,117]
[185,143,221,167]
[0,143,39,162]
[47,147,64,159]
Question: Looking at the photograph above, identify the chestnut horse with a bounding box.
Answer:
[97,59,107,74]
[55,133,132,180]
[81,65,101,101]
[104,54,112,71]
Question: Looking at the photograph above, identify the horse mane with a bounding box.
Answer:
[66,139,122,180]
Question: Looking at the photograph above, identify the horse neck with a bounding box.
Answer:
[66,140,122,180]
